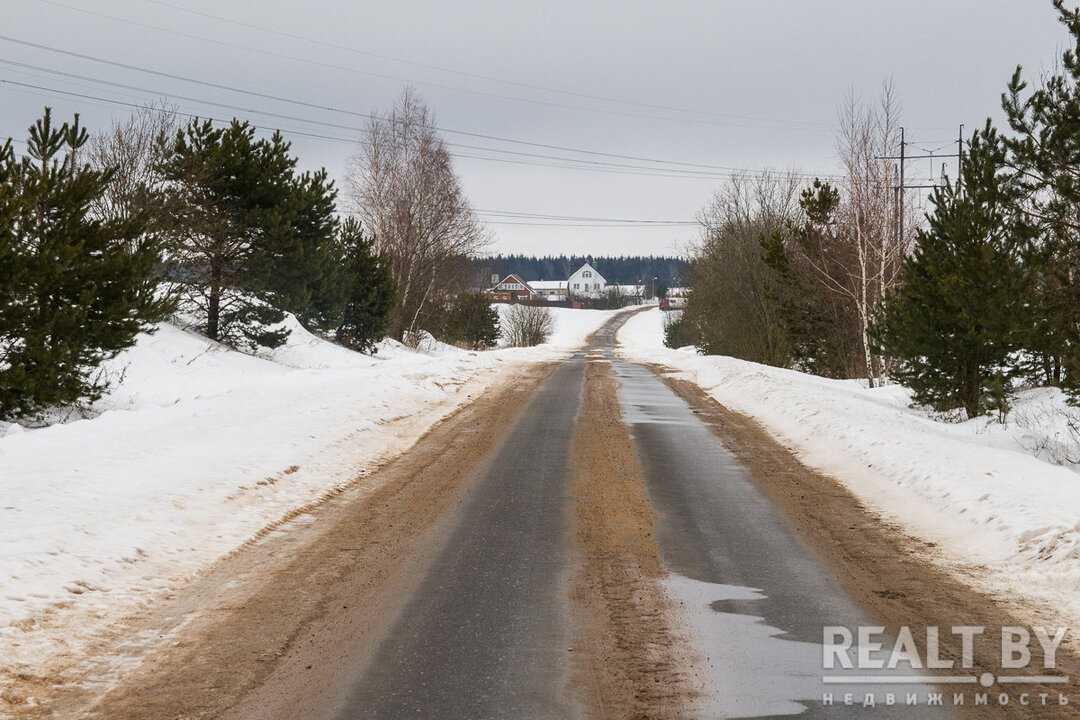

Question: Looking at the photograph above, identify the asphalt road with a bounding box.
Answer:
[595,319,950,719]
[333,311,950,719]
[332,336,591,719]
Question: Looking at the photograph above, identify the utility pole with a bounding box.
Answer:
[957,123,965,194]
[899,126,905,249]
[878,125,962,189]
[878,124,965,248]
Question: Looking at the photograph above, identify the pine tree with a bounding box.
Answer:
[871,126,1031,419]
[334,218,397,353]
[0,109,168,419]
[156,118,340,350]
[250,166,341,330]
[0,139,25,409]
[1001,0,1080,393]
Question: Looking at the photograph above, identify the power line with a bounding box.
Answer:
[476,210,694,224]
[341,208,699,227]
[451,152,801,180]
[0,72,778,181]
[33,0,832,133]
[1,35,829,174]
[483,221,695,228]
[0,35,816,171]
[132,0,834,131]
[0,74,734,183]
[0,60,843,181]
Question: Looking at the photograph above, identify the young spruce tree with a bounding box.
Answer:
[0,109,167,419]
[872,125,1030,420]
[333,218,397,353]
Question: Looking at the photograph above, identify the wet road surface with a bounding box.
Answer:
[595,318,949,719]
[333,311,951,719]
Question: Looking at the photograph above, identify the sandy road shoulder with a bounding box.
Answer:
[4,362,557,720]
[659,369,1080,720]
[569,357,704,720]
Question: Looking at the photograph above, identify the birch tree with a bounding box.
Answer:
[347,89,487,344]
[795,84,913,385]
[87,101,179,223]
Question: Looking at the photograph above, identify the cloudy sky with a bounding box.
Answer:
[2,0,1071,256]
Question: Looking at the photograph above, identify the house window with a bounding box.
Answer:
[583,271,592,278]
[574,283,580,289]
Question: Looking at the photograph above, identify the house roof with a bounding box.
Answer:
[530,280,567,290]
[570,262,606,283]
[492,274,533,291]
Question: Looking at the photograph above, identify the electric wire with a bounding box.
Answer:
[132,0,834,130]
[0,35,844,176]
[0,63,843,181]
[33,0,833,132]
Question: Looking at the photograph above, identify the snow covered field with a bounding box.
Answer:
[619,308,1080,627]
[0,307,617,677]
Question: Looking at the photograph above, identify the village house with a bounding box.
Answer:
[528,280,568,302]
[567,262,606,297]
[611,284,646,303]
[484,262,646,305]
[485,273,536,303]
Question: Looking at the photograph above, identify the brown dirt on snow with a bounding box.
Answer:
[661,370,1080,720]
[569,358,703,720]
[5,362,556,720]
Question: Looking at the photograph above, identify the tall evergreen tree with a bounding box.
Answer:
[252,166,341,330]
[0,109,168,419]
[871,126,1031,419]
[1002,0,1080,393]
[0,139,23,406]
[156,118,339,350]
[333,218,397,353]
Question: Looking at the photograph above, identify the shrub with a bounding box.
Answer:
[502,304,554,347]
[663,312,693,349]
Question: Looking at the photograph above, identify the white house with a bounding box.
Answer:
[612,284,646,302]
[529,280,568,302]
[567,262,606,297]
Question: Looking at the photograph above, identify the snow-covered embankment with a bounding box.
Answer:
[618,308,1080,625]
[0,308,616,678]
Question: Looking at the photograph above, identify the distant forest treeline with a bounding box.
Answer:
[473,255,689,288]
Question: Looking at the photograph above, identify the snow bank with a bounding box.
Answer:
[0,308,618,674]
[496,304,618,350]
[618,308,1080,622]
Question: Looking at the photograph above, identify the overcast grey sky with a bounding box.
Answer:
[2,0,1071,256]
